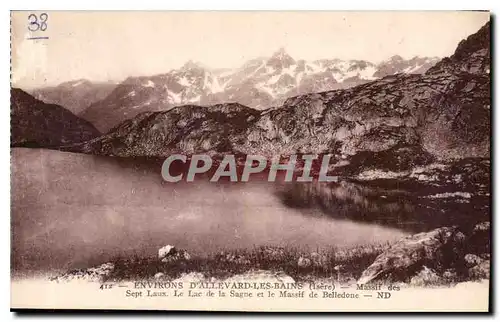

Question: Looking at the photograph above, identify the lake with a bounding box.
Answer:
[11,148,488,275]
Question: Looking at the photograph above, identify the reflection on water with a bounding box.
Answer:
[278,181,414,227]
[277,178,489,232]
[11,149,488,275]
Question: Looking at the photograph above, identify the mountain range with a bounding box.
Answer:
[30,50,439,133]
[12,22,489,177]
[62,22,490,171]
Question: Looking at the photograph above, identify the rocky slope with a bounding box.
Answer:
[68,22,489,168]
[80,49,438,132]
[357,222,490,285]
[11,88,101,148]
[427,21,490,76]
[31,79,116,115]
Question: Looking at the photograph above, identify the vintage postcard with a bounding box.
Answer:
[10,11,491,312]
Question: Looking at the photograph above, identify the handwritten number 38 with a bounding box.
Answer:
[28,13,48,32]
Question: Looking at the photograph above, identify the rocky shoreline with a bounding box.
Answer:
[51,221,490,287]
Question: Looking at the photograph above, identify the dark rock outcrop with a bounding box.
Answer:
[357,226,467,284]
[427,21,490,75]
[11,88,101,148]
[468,221,491,254]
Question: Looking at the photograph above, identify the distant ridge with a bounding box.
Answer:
[11,88,101,148]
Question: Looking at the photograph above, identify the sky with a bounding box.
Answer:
[11,11,490,89]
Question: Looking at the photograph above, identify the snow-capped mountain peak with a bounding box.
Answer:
[180,60,206,71]
[267,47,296,70]
[389,55,404,62]
[81,50,441,132]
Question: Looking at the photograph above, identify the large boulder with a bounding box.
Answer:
[158,245,190,263]
[358,226,466,284]
[158,245,176,259]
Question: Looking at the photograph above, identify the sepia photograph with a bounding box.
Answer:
[9,10,491,312]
